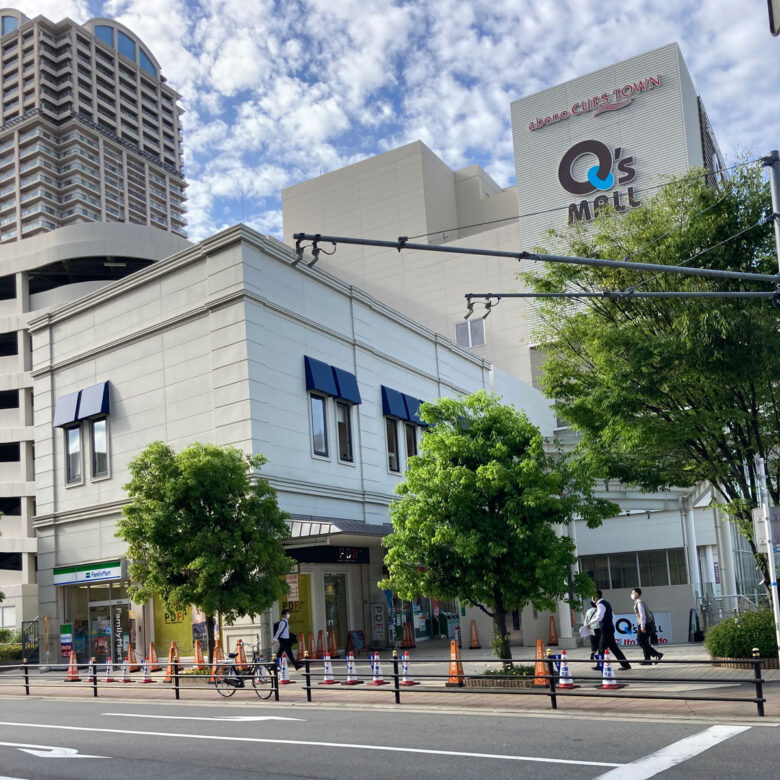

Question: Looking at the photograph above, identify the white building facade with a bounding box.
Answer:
[30,225,555,662]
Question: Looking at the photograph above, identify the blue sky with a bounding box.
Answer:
[14,0,780,242]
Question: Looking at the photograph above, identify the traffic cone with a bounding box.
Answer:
[445,639,464,687]
[296,635,306,664]
[87,656,96,684]
[141,657,155,683]
[327,629,339,658]
[104,656,115,683]
[319,652,337,684]
[533,639,548,687]
[368,651,389,685]
[400,650,419,685]
[549,616,559,646]
[307,632,316,660]
[341,651,363,685]
[235,639,247,671]
[401,621,416,648]
[278,652,295,685]
[211,640,226,682]
[64,650,80,682]
[121,658,134,683]
[148,642,161,672]
[193,639,205,669]
[127,643,140,672]
[315,630,325,659]
[557,649,578,689]
[469,620,481,649]
[164,641,179,683]
[596,649,624,690]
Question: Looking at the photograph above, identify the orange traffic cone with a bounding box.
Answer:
[399,650,419,685]
[401,621,416,648]
[307,632,316,660]
[548,616,559,646]
[557,649,577,689]
[341,651,363,685]
[368,652,389,685]
[296,634,306,664]
[596,649,624,690]
[128,643,141,672]
[533,639,548,687]
[64,650,80,682]
[235,639,248,672]
[210,640,226,682]
[319,653,337,684]
[469,620,481,649]
[315,630,325,659]
[445,639,464,687]
[164,641,179,683]
[327,629,339,658]
[193,639,205,669]
[148,642,161,672]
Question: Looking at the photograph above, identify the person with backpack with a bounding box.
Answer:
[631,587,663,665]
[587,590,631,670]
[273,609,301,670]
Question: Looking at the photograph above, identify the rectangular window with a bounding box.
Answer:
[335,401,353,462]
[668,548,688,585]
[65,425,81,483]
[0,330,17,356]
[455,318,486,348]
[385,418,399,472]
[637,549,671,587]
[0,551,22,570]
[405,423,417,459]
[580,554,610,590]
[310,394,328,457]
[0,441,19,461]
[0,388,18,408]
[91,417,108,477]
[608,552,638,590]
[0,496,21,515]
[0,604,16,628]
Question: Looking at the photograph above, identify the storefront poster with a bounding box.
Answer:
[153,596,194,655]
[60,624,72,658]
[613,612,671,646]
[279,573,312,645]
[370,604,385,643]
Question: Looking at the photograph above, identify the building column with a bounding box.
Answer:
[683,497,701,590]
[714,504,738,614]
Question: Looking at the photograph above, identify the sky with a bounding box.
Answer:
[12,0,780,242]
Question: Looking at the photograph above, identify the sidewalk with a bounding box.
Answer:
[1,640,776,722]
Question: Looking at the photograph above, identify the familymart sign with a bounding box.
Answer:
[53,560,124,586]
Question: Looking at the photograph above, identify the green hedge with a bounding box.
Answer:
[705,608,777,658]
[0,643,23,661]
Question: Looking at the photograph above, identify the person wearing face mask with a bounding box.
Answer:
[631,587,663,665]
[582,599,601,661]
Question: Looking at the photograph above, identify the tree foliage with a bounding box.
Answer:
[118,441,291,659]
[378,391,617,661]
[527,164,778,588]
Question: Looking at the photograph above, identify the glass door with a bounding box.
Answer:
[88,599,131,663]
[323,573,347,650]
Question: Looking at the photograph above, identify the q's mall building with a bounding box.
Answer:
[283,42,751,648]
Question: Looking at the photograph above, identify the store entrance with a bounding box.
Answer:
[323,573,347,650]
[88,599,131,663]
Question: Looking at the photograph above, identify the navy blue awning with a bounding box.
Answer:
[304,355,338,396]
[332,367,361,404]
[52,390,81,427]
[78,381,110,419]
[403,394,427,426]
[381,386,409,419]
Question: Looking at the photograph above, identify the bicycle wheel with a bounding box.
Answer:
[252,664,273,699]
[213,664,237,697]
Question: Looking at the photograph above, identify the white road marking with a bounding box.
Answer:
[103,713,303,722]
[0,741,106,759]
[0,721,620,767]
[592,725,751,779]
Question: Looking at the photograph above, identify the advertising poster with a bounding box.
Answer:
[613,612,671,646]
[278,573,312,643]
[153,596,194,655]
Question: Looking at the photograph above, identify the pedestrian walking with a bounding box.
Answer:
[587,590,631,670]
[581,599,601,660]
[273,609,301,671]
[632,587,663,665]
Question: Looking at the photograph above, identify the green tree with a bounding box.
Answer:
[378,391,617,662]
[527,163,779,592]
[118,441,291,661]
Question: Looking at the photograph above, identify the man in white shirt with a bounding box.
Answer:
[273,609,302,671]
[632,587,663,665]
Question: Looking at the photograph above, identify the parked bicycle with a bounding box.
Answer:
[213,638,274,699]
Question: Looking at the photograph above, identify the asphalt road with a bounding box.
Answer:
[0,697,777,779]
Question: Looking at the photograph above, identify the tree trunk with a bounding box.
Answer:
[205,614,216,665]
[492,591,511,667]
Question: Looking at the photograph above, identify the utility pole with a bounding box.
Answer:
[754,455,780,665]
[763,150,780,273]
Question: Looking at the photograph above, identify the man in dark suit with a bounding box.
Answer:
[587,590,631,670]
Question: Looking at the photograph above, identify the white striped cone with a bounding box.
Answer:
[341,651,363,685]
[368,651,389,685]
[104,657,115,683]
[319,653,337,685]
[279,652,295,685]
[141,657,154,683]
[121,658,134,683]
[87,657,96,684]
[400,650,419,685]
[557,649,575,689]
[599,649,619,689]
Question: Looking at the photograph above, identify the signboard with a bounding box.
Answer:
[53,560,123,586]
[752,507,780,547]
[286,574,299,601]
[59,624,72,658]
[613,612,671,647]
[370,604,385,643]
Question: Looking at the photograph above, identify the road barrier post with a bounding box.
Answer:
[304,652,312,703]
[546,648,557,710]
[752,647,765,717]
[392,651,400,705]
[174,658,180,700]
[272,655,280,702]
[23,658,29,696]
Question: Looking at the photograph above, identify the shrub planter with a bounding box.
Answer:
[710,656,779,670]
[463,676,535,689]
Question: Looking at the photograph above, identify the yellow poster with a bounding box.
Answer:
[279,574,312,645]
[153,596,195,656]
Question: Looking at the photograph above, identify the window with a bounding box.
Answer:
[580,554,610,590]
[0,552,22,570]
[117,31,136,62]
[386,418,399,472]
[335,401,353,462]
[668,548,688,585]
[0,388,18,408]
[405,423,417,459]
[65,425,81,483]
[0,330,17,356]
[455,318,486,348]
[94,25,114,48]
[139,48,156,76]
[310,395,328,457]
[609,552,638,590]
[0,604,16,628]
[0,441,19,461]
[637,550,670,587]
[1,16,18,36]
[91,417,108,477]
[0,272,14,299]
[0,496,21,515]
[582,548,689,589]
